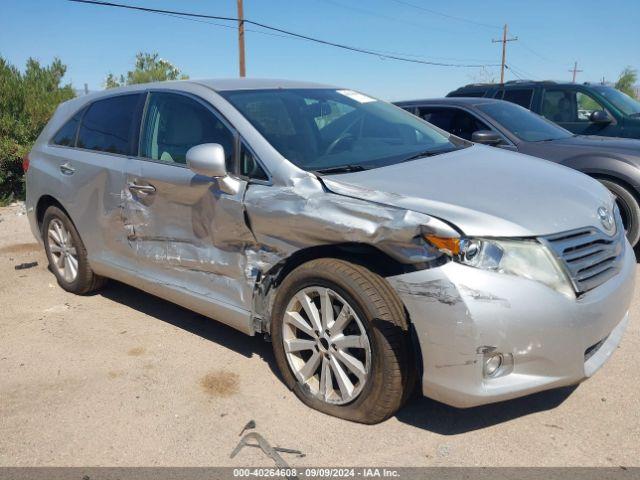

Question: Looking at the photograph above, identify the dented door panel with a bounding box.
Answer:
[122,158,256,313]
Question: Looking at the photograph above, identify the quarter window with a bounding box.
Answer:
[77,94,142,155]
[52,111,83,147]
[240,143,268,180]
[140,93,235,167]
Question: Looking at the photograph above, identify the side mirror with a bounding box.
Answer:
[472,130,502,145]
[186,143,227,178]
[590,110,612,124]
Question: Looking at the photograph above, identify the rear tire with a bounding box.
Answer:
[599,179,640,247]
[42,206,106,294]
[271,258,415,424]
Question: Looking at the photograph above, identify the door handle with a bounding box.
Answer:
[128,182,156,195]
[59,162,75,175]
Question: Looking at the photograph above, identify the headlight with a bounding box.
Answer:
[424,235,574,298]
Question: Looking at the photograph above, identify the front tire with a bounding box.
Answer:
[271,258,415,424]
[42,206,106,294]
[599,179,640,247]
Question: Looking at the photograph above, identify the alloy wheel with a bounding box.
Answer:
[282,286,371,405]
[47,218,79,283]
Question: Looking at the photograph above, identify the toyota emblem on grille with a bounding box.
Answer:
[598,206,615,233]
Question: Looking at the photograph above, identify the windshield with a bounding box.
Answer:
[593,86,640,116]
[477,101,573,142]
[221,88,464,172]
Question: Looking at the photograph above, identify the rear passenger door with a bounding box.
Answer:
[50,93,145,269]
[122,91,256,312]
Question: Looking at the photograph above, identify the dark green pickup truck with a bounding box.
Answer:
[447,80,640,139]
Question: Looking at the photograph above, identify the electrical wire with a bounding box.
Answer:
[387,0,501,30]
[67,0,500,68]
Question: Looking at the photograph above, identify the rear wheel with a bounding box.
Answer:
[599,179,640,247]
[271,258,415,424]
[42,206,106,294]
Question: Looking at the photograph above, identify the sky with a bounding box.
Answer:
[1,0,639,101]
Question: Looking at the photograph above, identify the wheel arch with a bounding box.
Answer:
[254,242,424,383]
[36,195,71,232]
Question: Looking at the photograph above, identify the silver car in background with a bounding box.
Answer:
[25,79,635,423]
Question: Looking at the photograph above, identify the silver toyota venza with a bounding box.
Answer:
[26,79,635,423]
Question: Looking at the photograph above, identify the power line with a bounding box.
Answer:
[516,40,559,65]
[67,0,500,68]
[387,0,501,30]
[504,65,523,80]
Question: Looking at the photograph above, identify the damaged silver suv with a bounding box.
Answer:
[26,79,635,424]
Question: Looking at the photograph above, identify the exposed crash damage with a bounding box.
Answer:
[120,171,459,333]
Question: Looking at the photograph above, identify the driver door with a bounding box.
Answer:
[122,91,256,318]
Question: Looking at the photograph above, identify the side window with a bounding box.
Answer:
[493,90,505,99]
[541,89,606,122]
[140,93,235,166]
[451,110,491,140]
[576,92,606,121]
[418,107,457,132]
[418,107,490,140]
[502,89,534,108]
[240,143,268,181]
[77,94,142,155]
[52,110,83,147]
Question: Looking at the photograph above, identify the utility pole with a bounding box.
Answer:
[492,24,517,84]
[569,61,582,83]
[237,0,246,77]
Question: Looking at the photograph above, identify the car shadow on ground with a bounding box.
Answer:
[99,280,577,433]
[396,385,577,435]
[99,280,281,376]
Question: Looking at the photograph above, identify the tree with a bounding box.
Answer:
[0,56,75,202]
[615,66,638,98]
[104,52,188,88]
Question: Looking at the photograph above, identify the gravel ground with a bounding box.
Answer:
[1,203,639,467]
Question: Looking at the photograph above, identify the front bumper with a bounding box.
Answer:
[388,239,635,408]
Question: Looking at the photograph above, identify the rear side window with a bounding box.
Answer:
[52,111,82,147]
[500,89,534,109]
[140,92,235,167]
[77,94,142,155]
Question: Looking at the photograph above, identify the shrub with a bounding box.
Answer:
[0,56,75,203]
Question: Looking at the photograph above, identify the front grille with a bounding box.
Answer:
[543,214,625,294]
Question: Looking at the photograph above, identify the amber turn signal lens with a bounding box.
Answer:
[424,235,460,256]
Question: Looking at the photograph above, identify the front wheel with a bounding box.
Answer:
[599,179,640,247]
[271,258,415,424]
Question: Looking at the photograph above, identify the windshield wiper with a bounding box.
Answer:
[401,147,458,163]
[314,164,366,175]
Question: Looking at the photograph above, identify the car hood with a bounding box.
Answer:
[322,145,614,238]
[546,135,640,154]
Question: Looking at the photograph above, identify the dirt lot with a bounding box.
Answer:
[1,203,639,467]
